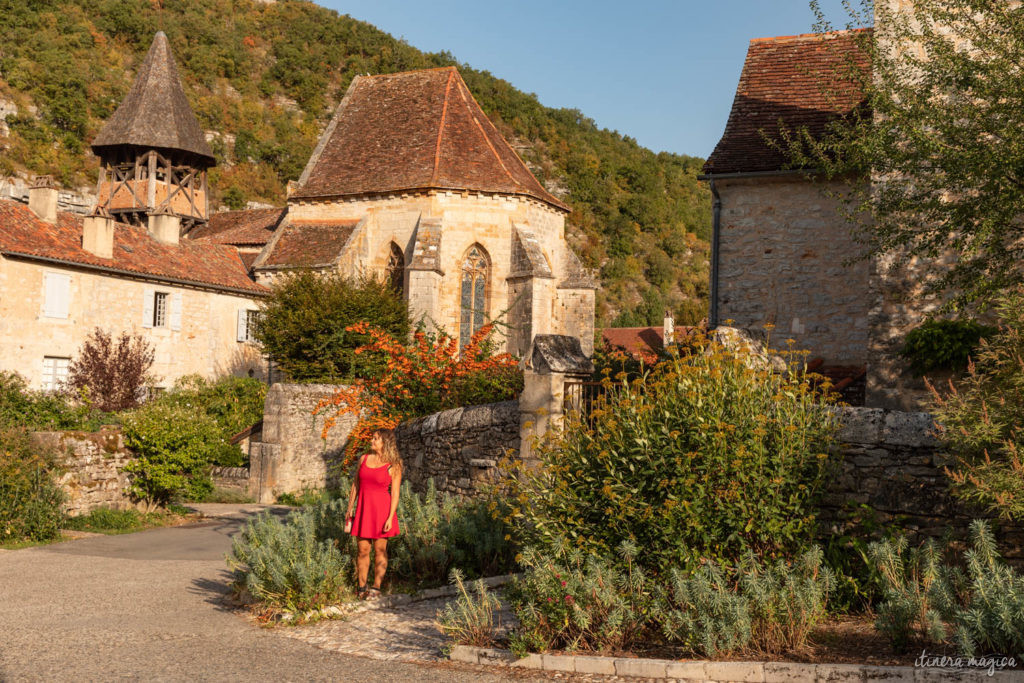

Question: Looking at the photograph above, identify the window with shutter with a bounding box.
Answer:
[153,292,168,327]
[42,273,71,319]
[237,309,259,342]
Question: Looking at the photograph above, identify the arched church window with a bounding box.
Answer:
[460,245,489,348]
[385,242,405,295]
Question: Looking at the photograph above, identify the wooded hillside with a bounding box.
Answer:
[0,0,710,325]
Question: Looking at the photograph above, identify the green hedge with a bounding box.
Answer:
[0,429,65,543]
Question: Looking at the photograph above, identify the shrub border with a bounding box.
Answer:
[449,645,1019,681]
[277,573,517,623]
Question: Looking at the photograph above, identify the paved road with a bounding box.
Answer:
[0,507,538,682]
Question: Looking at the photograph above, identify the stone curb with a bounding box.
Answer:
[449,646,1019,681]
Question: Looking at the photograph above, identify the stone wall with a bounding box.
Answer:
[825,406,1024,559]
[715,175,871,366]
[248,382,356,502]
[33,427,134,516]
[396,400,520,496]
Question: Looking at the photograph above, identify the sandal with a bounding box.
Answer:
[357,585,369,600]
[366,587,382,600]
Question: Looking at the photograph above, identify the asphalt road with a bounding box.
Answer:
[0,508,537,682]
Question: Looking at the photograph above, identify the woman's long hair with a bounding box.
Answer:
[375,429,402,469]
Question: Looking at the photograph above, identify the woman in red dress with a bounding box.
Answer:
[344,429,402,599]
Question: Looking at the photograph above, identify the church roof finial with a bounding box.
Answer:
[91,31,214,165]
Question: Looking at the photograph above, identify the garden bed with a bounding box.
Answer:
[536,617,904,668]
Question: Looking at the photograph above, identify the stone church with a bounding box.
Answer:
[0,33,595,390]
[200,67,596,357]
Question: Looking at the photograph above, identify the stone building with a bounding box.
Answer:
[701,30,892,404]
[0,33,266,390]
[199,67,596,356]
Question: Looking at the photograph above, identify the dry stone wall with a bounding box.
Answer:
[32,427,134,516]
[248,382,356,502]
[396,400,519,496]
[825,406,1024,559]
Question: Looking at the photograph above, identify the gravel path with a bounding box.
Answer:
[0,507,551,682]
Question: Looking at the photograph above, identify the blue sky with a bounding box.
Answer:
[322,1,864,159]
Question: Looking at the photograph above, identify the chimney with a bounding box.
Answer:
[29,175,59,224]
[663,308,675,347]
[82,206,115,259]
[147,207,181,245]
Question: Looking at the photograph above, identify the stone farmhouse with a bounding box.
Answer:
[199,67,596,357]
[0,33,265,391]
[0,33,595,390]
[702,28,927,409]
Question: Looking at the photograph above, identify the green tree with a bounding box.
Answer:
[791,1,1024,308]
[930,289,1024,521]
[252,272,408,382]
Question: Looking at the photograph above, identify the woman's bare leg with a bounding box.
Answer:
[372,539,388,589]
[356,538,372,588]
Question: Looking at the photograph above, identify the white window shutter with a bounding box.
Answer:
[56,275,70,319]
[42,274,56,317]
[142,289,154,328]
[236,309,247,342]
[169,291,182,331]
[43,273,70,319]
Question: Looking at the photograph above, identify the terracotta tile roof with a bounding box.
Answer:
[256,221,358,269]
[91,32,214,165]
[704,29,871,175]
[238,251,259,271]
[293,67,569,211]
[0,200,265,294]
[602,327,665,356]
[189,208,285,246]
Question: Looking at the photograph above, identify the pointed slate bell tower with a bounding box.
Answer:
[91,32,214,231]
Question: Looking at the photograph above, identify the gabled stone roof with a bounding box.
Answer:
[189,208,285,246]
[255,221,359,269]
[704,29,870,175]
[292,67,569,211]
[0,200,264,295]
[91,32,215,165]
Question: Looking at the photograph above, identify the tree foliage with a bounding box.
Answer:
[0,0,709,325]
[315,322,521,465]
[252,272,409,383]
[67,328,155,412]
[930,289,1024,521]
[790,0,1024,308]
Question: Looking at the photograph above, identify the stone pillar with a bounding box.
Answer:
[407,268,442,329]
[518,335,594,464]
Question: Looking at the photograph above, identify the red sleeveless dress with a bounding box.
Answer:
[350,456,400,539]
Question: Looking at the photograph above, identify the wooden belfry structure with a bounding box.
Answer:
[91,32,214,232]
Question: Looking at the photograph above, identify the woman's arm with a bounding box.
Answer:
[345,456,363,520]
[383,466,402,532]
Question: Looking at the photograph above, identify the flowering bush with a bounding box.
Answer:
[499,335,838,572]
[315,322,522,464]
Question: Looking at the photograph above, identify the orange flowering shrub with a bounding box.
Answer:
[315,322,522,465]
